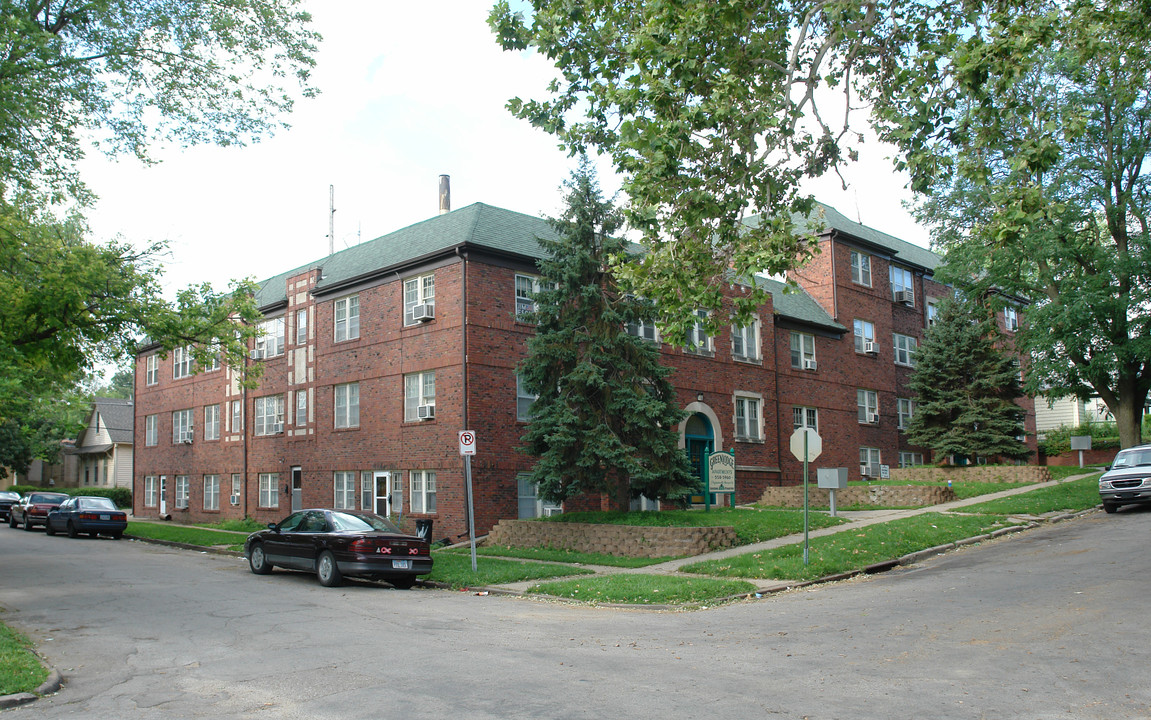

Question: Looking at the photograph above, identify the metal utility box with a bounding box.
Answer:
[817,467,849,490]
[1070,436,1093,450]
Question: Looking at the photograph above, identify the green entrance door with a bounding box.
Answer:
[684,413,715,505]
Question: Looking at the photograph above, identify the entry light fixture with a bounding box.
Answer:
[696,393,704,403]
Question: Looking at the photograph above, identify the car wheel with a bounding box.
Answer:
[248,543,273,575]
[111,531,123,540]
[23,518,34,531]
[389,576,415,590]
[67,521,79,538]
[316,551,342,587]
[7,514,15,528]
[1103,502,1119,514]
[45,522,56,536]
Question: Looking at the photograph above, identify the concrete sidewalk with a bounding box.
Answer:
[477,473,1100,596]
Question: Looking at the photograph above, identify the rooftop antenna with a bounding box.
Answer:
[328,184,336,256]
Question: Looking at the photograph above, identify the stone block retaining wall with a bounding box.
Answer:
[758,484,957,509]
[889,466,1052,484]
[485,520,737,558]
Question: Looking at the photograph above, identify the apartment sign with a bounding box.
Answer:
[708,451,736,493]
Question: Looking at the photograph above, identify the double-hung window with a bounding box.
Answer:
[893,333,918,367]
[790,331,816,369]
[516,373,537,422]
[515,274,540,319]
[734,393,763,441]
[145,415,158,446]
[254,395,284,435]
[334,383,360,428]
[204,405,220,441]
[860,447,882,475]
[295,390,308,427]
[731,318,759,360]
[851,251,872,286]
[403,274,435,325]
[144,476,158,507]
[258,473,279,508]
[404,372,436,421]
[172,409,193,443]
[684,309,712,353]
[793,406,819,432]
[927,299,940,327]
[333,471,356,510]
[230,400,243,434]
[255,317,284,358]
[410,470,437,513]
[1004,306,1019,332]
[897,398,915,430]
[173,346,193,379]
[334,295,360,342]
[857,389,879,424]
[204,475,220,510]
[890,265,914,304]
[296,308,308,345]
[146,355,158,385]
[899,451,924,468]
[854,319,877,353]
[175,475,189,509]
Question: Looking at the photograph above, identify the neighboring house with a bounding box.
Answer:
[1035,396,1151,438]
[70,399,134,489]
[12,441,77,488]
[132,198,1035,540]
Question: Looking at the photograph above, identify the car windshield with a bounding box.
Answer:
[1112,450,1151,468]
[78,497,117,510]
[0,492,18,500]
[329,512,402,533]
[29,493,66,503]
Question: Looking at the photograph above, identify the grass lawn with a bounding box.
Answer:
[960,473,1102,515]
[545,507,847,545]
[681,512,1025,582]
[125,522,247,552]
[195,518,265,533]
[0,621,49,696]
[528,574,757,606]
[427,551,595,589]
[442,544,678,568]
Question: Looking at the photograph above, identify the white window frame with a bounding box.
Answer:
[851,250,872,286]
[410,470,437,514]
[516,373,537,422]
[230,400,243,434]
[897,398,916,430]
[204,475,220,511]
[333,471,356,510]
[404,372,436,422]
[734,393,763,441]
[202,343,221,372]
[255,317,285,358]
[860,447,882,471]
[793,406,819,432]
[254,395,284,436]
[1004,306,1018,332]
[204,404,220,441]
[403,273,436,326]
[790,331,816,369]
[515,274,540,319]
[295,390,308,427]
[146,355,158,385]
[175,475,189,509]
[258,473,279,508]
[927,299,940,327]
[334,383,360,428]
[857,389,879,424]
[626,319,660,343]
[172,409,193,443]
[334,295,360,342]
[890,265,915,304]
[173,346,193,379]
[231,474,242,502]
[899,451,924,468]
[296,308,309,345]
[144,476,158,507]
[731,317,760,360]
[893,333,918,367]
[854,319,876,353]
[684,309,712,353]
[145,414,158,447]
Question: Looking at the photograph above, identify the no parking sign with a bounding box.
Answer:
[459,430,477,456]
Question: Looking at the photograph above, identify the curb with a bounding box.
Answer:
[123,535,244,557]
[0,667,63,709]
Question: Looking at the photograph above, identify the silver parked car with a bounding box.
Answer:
[1099,444,1151,513]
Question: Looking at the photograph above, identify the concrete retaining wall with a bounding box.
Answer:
[758,484,957,509]
[485,520,737,558]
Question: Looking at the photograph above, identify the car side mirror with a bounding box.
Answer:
[1104,466,1111,471]
[268,523,279,532]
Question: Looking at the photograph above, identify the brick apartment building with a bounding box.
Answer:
[133,200,1035,540]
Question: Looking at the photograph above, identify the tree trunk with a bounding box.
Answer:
[1114,397,1145,449]
[611,474,630,513]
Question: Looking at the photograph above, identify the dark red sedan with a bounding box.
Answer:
[8,492,69,531]
[244,509,433,588]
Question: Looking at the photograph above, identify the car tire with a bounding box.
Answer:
[45,522,56,536]
[23,518,34,531]
[248,543,273,575]
[111,531,123,540]
[389,576,415,590]
[317,551,342,587]
[1103,502,1119,514]
[67,521,79,538]
[9,514,17,529]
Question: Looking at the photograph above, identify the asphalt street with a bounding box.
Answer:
[1,508,1148,719]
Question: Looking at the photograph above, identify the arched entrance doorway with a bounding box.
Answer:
[684,412,714,505]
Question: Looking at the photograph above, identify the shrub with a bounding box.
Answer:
[1038,416,1149,456]
[7,485,131,508]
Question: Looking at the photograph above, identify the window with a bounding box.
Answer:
[857,389,879,424]
[626,318,659,343]
[734,393,762,441]
[860,447,882,474]
[204,405,220,441]
[231,474,242,504]
[334,383,360,428]
[899,451,924,468]
[296,390,308,427]
[927,299,940,327]
[403,273,435,326]
[684,309,712,353]
[144,476,158,507]
[202,343,220,372]
[258,473,279,508]
[172,409,193,443]
[175,475,189,509]
[851,250,871,286]
[296,308,308,345]
[893,333,918,367]
[333,471,356,510]
[254,395,284,435]
[515,274,540,318]
[146,355,158,385]
[334,295,360,342]
[204,475,220,511]
[1004,306,1018,332]
[732,318,760,360]
[145,415,158,446]
[516,373,537,422]
[790,331,816,369]
[255,317,285,358]
[793,406,819,432]
[890,265,914,304]
[173,346,193,379]
[517,473,562,519]
[853,319,876,353]
[410,470,437,513]
[897,398,916,429]
[230,400,243,434]
[404,372,436,421]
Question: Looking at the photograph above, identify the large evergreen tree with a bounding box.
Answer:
[518,160,695,511]
[907,299,1031,463]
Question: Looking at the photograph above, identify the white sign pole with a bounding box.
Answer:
[803,432,809,566]
[459,431,478,572]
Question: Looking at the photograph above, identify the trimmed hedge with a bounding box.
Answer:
[8,485,132,509]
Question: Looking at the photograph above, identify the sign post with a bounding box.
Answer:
[1070,435,1092,468]
[708,450,736,509]
[790,428,822,565]
[458,431,478,572]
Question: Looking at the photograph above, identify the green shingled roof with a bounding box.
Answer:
[752,276,844,333]
[796,201,940,272]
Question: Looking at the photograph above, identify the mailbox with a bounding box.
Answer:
[817,467,849,490]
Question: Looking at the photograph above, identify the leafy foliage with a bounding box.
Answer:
[518,159,695,509]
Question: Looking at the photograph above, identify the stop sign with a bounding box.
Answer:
[790,427,822,462]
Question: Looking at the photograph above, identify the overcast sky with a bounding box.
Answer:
[79,1,927,298]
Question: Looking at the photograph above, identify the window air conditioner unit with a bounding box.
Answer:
[229,495,240,506]
[802,358,817,371]
[181,438,192,445]
[860,464,872,477]
[868,412,880,424]
[864,340,878,354]
[272,423,284,434]
[417,404,435,420]
[893,290,914,305]
[412,304,435,322]
[250,348,263,360]
[542,507,563,517]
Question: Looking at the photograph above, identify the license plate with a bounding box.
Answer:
[100,514,110,520]
[392,560,411,569]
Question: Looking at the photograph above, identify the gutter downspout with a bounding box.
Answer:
[456,246,470,535]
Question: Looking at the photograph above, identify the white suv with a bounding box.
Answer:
[1099,444,1151,513]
